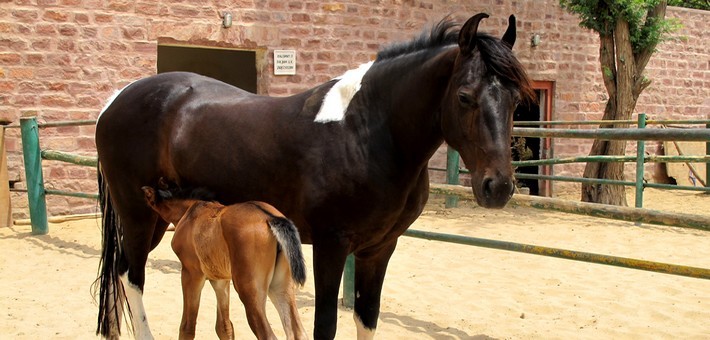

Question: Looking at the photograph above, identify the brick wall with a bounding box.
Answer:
[1,1,707,218]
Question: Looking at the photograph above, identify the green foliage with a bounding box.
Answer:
[602,66,614,80]
[559,0,678,53]
[668,0,710,10]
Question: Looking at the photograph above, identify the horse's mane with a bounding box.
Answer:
[476,33,536,104]
[376,16,536,104]
[376,18,460,61]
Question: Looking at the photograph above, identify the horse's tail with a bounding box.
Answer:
[94,165,128,337]
[266,215,307,287]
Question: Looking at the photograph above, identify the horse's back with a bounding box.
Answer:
[218,202,280,242]
[95,72,261,208]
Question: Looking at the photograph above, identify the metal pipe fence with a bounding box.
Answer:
[8,117,709,311]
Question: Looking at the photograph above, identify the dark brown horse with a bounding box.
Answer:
[142,180,307,340]
[95,13,534,339]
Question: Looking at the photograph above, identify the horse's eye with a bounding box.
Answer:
[458,92,474,107]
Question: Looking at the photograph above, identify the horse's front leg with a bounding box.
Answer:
[178,269,206,340]
[353,239,399,340]
[312,239,350,340]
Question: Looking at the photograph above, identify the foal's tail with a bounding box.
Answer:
[265,214,307,286]
[94,165,128,337]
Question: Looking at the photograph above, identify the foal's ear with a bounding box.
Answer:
[157,177,169,190]
[458,13,489,56]
[502,15,516,49]
[141,186,155,204]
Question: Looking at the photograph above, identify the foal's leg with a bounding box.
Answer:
[352,240,399,340]
[268,254,307,340]
[178,268,206,340]
[226,232,278,340]
[312,240,350,340]
[209,279,234,340]
[232,272,276,339]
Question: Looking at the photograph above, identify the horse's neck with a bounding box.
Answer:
[376,48,457,166]
[157,200,201,225]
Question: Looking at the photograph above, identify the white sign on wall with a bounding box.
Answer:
[274,50,296,75]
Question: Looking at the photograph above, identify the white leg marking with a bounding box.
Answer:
[354,312,376,340]
[315,61,373,123]
[120,273,154,340]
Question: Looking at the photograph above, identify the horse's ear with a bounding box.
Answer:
[502,15,516,49]
[458,13,489,56]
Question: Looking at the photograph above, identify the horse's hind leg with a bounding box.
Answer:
[119,209,166,340]
[227,235,278,339]
[352,240,398,340]
[209,279,234,340]
[232,276,276,339]
[268,253,307,340]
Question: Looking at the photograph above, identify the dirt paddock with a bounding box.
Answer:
[1,188,708,339]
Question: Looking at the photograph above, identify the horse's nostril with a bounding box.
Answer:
[482,178,493,198]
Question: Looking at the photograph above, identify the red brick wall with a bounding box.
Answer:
[1,1,707,217]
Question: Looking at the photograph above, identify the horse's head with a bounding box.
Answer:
[441,13,534,208]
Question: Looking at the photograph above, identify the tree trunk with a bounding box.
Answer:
[581,103,631,205]
[575,1,668,205]
[581,18,638,205]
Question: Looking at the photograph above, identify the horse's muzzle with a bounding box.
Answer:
[477,175,514,209]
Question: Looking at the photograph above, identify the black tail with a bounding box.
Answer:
[94,165,128,337]
[267,216,307,286]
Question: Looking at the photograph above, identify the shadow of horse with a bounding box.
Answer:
[146,258,181,274]
[1,226,101,258]
[295,290,316,309]
[379,311,497,340]
[1,225,182,274]
[290,288,492,339]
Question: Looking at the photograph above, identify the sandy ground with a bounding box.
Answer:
[0,188,708,339]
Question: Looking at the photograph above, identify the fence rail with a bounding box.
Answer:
[343,114,710,306]
[9,117,709,311]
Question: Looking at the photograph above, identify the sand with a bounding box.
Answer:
[0,188,708,339]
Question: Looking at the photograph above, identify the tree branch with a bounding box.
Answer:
[599,31,616,99]
[635,0,668,73]
[613,18,636,120]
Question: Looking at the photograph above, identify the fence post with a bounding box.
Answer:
[0,124,11,228]
[445,146,460,208]
[634,114,646,209]
[706,123,709,190]
[342,254,355,308]
[20,117,48,235]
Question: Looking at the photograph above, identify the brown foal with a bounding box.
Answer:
[142,183,307,340]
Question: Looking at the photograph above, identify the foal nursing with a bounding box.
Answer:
[142,181,307,340]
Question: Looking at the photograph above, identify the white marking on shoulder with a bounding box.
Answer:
[315,61,373,123]
[120,273,154,339]
[97,81,137,123]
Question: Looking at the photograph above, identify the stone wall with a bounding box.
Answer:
[0,1,707,217]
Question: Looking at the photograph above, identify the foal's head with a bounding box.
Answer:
[441,14,535,208]
[141,178,215,224]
